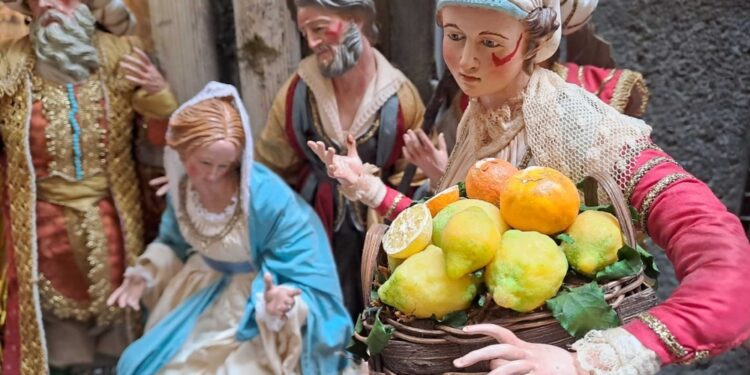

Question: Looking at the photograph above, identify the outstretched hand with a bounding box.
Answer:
[107,274,147,311]
[307,134,364,186]
[453,324,584,375]
[120,47,168,95]
[263,272,302,318]
[402,129,448,182]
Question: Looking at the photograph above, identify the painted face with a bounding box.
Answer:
[440,6,528,101]
[296,5,363,77]
[27,0,81,21]
[183,140,241,190]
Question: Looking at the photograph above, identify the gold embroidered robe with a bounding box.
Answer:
[0,31,178,374]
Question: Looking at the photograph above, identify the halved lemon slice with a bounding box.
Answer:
[425,185,461,217]
[382,203,432,259]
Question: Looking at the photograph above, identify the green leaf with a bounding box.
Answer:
[546,282,620,338]
[457,181,467,198]
[366,308,395,355]
[579,203,613,213]
[557,233,576,245]
[629,206,642,224]
[437,311,469,328]
[346,314,369,360]
[370,289,380,303]
[636,245,660,280]
[595,245,643,282]
[471,270,484,280]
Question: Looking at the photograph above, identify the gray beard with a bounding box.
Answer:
[30,5,100,83]
[319,23,364,78]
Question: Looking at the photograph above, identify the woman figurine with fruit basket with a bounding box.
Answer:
[307,0,750,373]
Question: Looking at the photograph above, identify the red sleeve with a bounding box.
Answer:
[622,147,750,365]
[375,186,413,221]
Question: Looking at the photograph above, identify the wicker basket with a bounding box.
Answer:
[355,171,658,375]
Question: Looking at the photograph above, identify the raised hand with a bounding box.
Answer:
[263,272,302,317]
[120,47,168,95]
[107,274,147,311]
[402,129,448,182]
[453,324,584,375]
[307,134,364,186]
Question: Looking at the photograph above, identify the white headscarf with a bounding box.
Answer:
[560,0,598,35]
[437,0,562,63]
[2,0,136,35]
[164,82,254,218]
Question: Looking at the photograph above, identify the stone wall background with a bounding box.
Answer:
[594,1,750,374]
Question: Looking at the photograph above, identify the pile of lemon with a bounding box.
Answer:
[378,159,625,319]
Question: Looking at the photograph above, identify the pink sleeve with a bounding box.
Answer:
[375,186,413,221]
[622,147,750,365]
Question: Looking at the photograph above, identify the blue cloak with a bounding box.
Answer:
[117,163,353,374]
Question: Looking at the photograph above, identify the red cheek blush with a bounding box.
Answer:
[324,20,345,40]
[492,35,523,67]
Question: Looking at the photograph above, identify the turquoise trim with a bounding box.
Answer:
[437,0,528,20]
[65,83,84,180]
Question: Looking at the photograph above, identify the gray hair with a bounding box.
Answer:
[30,4,100,82]
[293,0,379,42]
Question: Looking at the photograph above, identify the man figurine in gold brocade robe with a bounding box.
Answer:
[0,0,178,373]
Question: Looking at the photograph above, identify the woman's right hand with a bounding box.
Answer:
[107,274,147,311]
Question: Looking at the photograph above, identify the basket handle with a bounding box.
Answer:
[583,171,638,249]
[361,224,388,307]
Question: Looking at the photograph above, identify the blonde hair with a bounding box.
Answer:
[167,97,245,159]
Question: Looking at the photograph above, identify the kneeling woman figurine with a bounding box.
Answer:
[108,82,352,374]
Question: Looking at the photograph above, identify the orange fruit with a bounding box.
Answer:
[465,158,518,206]
[500,167,580,235]
[424,185,461,217]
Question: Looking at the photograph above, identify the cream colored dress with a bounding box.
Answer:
[133,182,308,375]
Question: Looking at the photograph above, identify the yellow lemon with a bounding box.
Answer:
[378,245,480,319]
[432,199,509,247]
[562,210,624,277]
[382,203,432,259]
[440,207,501,279]
[485,230,568,312]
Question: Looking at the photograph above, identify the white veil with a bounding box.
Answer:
[163,81,254,219]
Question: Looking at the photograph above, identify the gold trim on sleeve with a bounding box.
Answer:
[638,312,710,364]
[638,173,692,232]
[624,157,680,201]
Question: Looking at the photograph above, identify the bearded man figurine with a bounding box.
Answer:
[255,0,426,320]
[0,0,178,373]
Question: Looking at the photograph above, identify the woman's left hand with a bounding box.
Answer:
[263,272,302,317]
[120,47,168,95]
[453,324,585,375]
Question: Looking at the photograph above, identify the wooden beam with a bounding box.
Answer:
[147,0,220,103]
[232,0,300,138]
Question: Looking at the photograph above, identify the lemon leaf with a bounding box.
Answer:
[437,311,469,328]
[595,245,643,281]
[556,233,575,245]
[346,313,369,360]
[366,308,394,355]
[546,282,620,338]
[636,244,660,281]
[457,181,467,198]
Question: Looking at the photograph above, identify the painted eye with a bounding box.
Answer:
[446,33,464,42]
[482,39,501,48]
